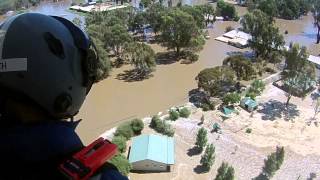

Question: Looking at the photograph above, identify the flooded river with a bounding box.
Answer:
[0,1,319,144]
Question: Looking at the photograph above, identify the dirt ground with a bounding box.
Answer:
[129,85,320,180]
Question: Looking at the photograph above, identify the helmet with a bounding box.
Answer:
[0,13,98,119]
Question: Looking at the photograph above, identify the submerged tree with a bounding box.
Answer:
[159,9,202,56]
[312,0,320,44]
[223,55,256,81]
[241,10,284,59]
[123,42,156,76]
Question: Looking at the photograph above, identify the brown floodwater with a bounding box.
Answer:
[0,1,318,143]
[76,22,246,144]
[77,9,319,144]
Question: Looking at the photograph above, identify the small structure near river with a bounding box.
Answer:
[129,134,175,172]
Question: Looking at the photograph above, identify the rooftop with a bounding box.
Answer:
[129,134,174,164]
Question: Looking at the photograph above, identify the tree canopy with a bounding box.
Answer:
[159,8,203,56]
[196,66,235,96]
[241,10,284,59]
[196,127,208,152]
[216,0,239,21]
[223,55,256,81]
[200,143,215,171]
[282,44,316,106]
[123,42,156,75]
[215,162,235,180]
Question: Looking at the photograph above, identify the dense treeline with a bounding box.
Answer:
[247,0,312,20]
[85,3,216,81]
[0,0,41,14]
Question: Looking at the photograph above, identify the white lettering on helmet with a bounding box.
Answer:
[0,58,27,72]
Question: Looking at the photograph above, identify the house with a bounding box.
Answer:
[240,97,258,112]
[215,29,252,48]
[307,55,320,69]
[129,134,175,172]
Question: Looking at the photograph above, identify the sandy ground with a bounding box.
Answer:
[129,85,320,180]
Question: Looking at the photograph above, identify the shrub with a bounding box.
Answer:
[114,122,134,140]
[189,53,199,62]
[225,26,234,33]
[169,109,180,121]
[150,115,175,137]
[131,118,144,135]
[112,135,127,153]
[109,154,132,176]
[201,101,215,111]
[264,67,276,74]
[179,107,191,118]
[245,128,252,134]
[150,115,161,128]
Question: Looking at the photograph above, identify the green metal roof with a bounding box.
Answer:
[129,134,174,164]
[223,107,235,115]
[242,97,258,108]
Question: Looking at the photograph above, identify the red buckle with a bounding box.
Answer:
[59,138,117,180]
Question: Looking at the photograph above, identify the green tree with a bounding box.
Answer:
[312,0,320,44]
[150,115,161,128]
[200,143,215,171]
[241,10,284,59]
[223,92,241,106]
[109,154,132,176]
[262,147,285,178]
[89,38,111,82]
[196,66,235,97]
[130,118,144,135]
[196,4,215,26]
[256,0,277,19]
[215,162,235,180]
[180,5,205,29]
[283,44,315,107]
[112,135,127,153]
[223,55,256,80]
[216,0,238,21]
[114,122,134,140]
[145,3,166,34]
[195,127,208,152]
[169,109,180,121]
[249,79,266,96]
[179,107,191,118]
[141,0,152,8]
[104,24,132,58]
[123,42,156,75]
[159,9,202,56]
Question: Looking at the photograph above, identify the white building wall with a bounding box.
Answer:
[132,160,168,171]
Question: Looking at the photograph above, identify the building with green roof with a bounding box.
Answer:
[129,134,175,171]
[240,97,258,112]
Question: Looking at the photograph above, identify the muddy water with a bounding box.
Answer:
[76,22,245,144]
[77,9,319,144]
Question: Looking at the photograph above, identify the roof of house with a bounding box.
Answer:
[241,97,258,108]
[129,134,174,165]
[307,55,320,66]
